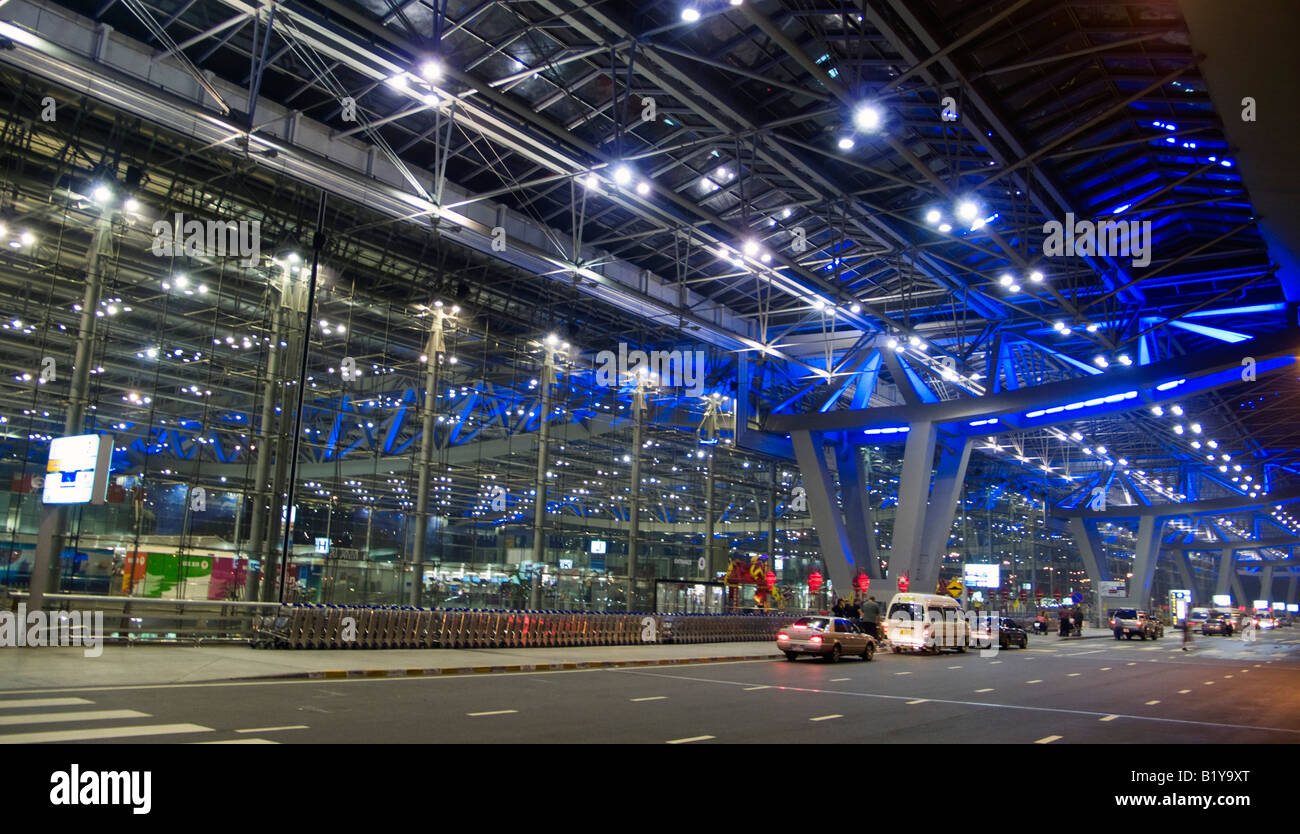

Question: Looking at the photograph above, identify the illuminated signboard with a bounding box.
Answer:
[590,540,607,555]
[42,434,113,505]
[1254,600,1269,611]
[1099,580,1128,598]
[1272,602,1286,611]
[962,563,1000,588]
[1211,594,1232,607]
[1289,604,1299,613]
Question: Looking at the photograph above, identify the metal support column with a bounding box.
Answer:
[244,304,284,601]
[409,306,449,605]
[626,381,644,611]
[704,450,715,580]
[530,337,562,608]
[29,212,112,614]
[1260,564,1275,604]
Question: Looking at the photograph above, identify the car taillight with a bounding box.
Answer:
[777,633,788,641]
[1109,619,1115,626]
[810,635,822,643]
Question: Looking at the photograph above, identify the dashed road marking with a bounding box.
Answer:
[1127,662,1137,666]
[234,725,308,734]
[906,699,928,705]
[990,661,1002,665]
[975,688,994,693]
[0,723,212,744]
[1179,689,1191,694]
[830,678,851,682]
[894,671,912,676]
[1034,735,1062,744]
[742,686,769,691]
[667,735,714,744]
[1203,681,1215,686]
[1026,680,1043,684]
[1067,673,1082,677]
[809,714,842,722]
[948,665,962,669]
[1100,715,1119,722]
[0,698,94,710]
[1100,667,1111,671]
[631,696,667,702]
[1145,700,1161,705]
[0,709,149,727]
[467,710,518,716]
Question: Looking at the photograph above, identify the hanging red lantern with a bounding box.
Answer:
[855,575,870,593]
[765,571,777,588]
[898,575,910,592]
[808,571,823,593]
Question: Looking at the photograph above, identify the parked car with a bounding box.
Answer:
[1200,612,1234,636]
[970,616,1029,649]
[777,616,876,662]
[1111,609,1163,640]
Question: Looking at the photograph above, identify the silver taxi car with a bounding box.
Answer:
[777,616,877,662]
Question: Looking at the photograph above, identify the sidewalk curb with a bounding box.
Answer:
[221,653,785,683]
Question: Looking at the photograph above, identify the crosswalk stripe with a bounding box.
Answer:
[0,709,149,727]
[0,698,95,710]
[194,739,279,744]
[0,723,213,744]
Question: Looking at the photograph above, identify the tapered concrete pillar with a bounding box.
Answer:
[791,430,857,597]
[836,443,880,580]
[888,421,938,590]
[1119,516,1163,610]
[918,435,972,587]
[1214,547,1234,598]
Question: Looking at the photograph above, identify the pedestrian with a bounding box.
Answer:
[1182,615,1193,651]
[1059,608,1070,636]
[848,600,862,620]
[861,595,880,639]
[832,598,845,617]
[1035,610,1047,634]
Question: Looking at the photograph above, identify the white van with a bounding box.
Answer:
[884,593,969,653]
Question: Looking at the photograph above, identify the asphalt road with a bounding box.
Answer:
[1,633,1297,744]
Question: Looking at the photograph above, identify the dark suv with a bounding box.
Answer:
[1111,609,1163,640]
[1200,612,1234,636]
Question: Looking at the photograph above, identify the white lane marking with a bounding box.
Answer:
[0,698,95,710]
[1100,667,1112,671]
[195,738,279,744]
[0,723,213,744]
[830,678,851,682]
[1145,700,1161,705]
[894,672,912,676]
[1178,689,1192,694]
[1100,715,1119,722]
[1026,680,1043,684]
[467,710,518,716]
[948,665,962,669]
[742,686,769,691]
[234,725,308,733]
[975,688,994,693]
[1223,675,1233,679]
[616,670,1300,736]
[809,714,842,722]
[1203,681,1215,686]
[0,709,149,726]
[666,735,714,744]
[1127,662,1137,666]
[906,699,928,705]
[1067,673,1082,677]
[990,661,1002,665]
[1034,735,1062,744]
[631,696,667,702]
[1066,650,1104,656]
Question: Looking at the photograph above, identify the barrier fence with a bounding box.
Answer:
[0,591,791,648]
[251,604,790,649]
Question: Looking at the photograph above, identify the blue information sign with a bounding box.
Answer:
[1071,592,1083,604]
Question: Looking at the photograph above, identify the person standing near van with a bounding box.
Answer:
[1059,609,1070,636]
[861,596,880,638]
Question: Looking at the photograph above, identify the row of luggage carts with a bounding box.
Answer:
[250,604,788,649]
